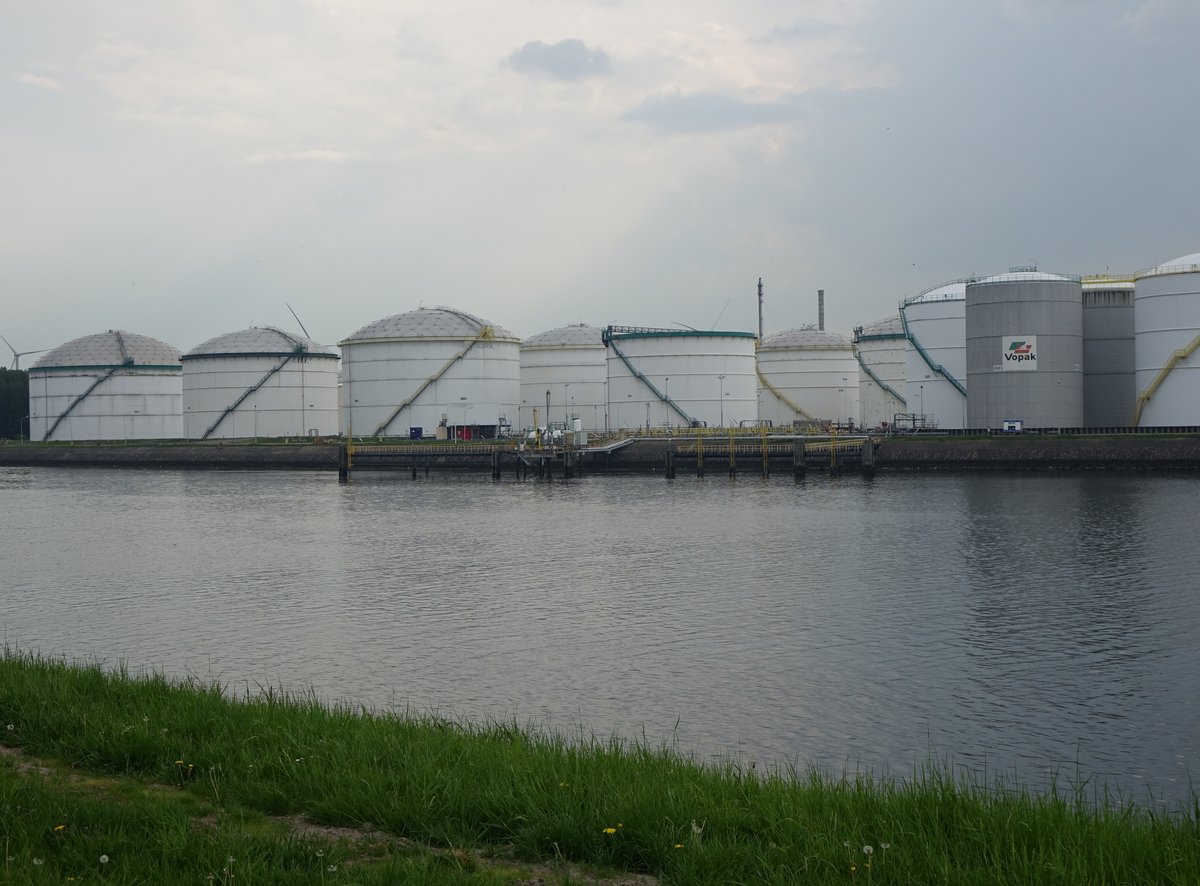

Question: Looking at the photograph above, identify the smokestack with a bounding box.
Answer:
[757,277,764,344]
[818,289,825,332]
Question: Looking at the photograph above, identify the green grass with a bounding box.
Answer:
[2,649,1199,884]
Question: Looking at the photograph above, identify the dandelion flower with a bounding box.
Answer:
[175,760,184,765]
[54,824,66,831]
[674,843,684,849]
[863,845,874,856]
[880,842,891,850]
[602,827,617,835]
[5,724,13,731]
[100,854,110,864]
[315,850,324,858]
[32,858,43,866]
[327,864,337,872]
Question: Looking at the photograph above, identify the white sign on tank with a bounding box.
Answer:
[1001,335,1038,371]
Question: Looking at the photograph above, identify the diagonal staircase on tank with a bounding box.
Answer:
[854,349,907,407]
[200,341,311,440]
[754,364,816,422]
[43,366,125,441]
[602,329,696,427]
[372,323,497,437]
[899,307,966,397]
[1132,331,1200,427]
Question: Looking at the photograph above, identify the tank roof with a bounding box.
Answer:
[971,270,1080,284]
[760,326,851,349]
[853,315,904,342]
[32,330,181,371]
[603,325,756,341]
[902,280,968,307]
[182,326,336,359]
[522,324,604,348]
[341,306,518,343]
[1135,252,1200,280]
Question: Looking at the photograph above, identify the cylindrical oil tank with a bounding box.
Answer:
[852,315,907,430]
[519,324,607,431]
[900,281,967,430]
[757,327,860,427]
[339,307,520,439]
[965,270,1083,429]
[1081,277,1135,428]
[181,327,339,439]
[603,326,757,429]
[29,330,182,441]
[1132,252,1200,427]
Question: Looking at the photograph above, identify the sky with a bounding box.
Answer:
[3,0,1198,358]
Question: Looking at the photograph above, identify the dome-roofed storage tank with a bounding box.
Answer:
[757,327,859,427]
[181,327,339,439]
[340,306,521,439]
[852,315,907,430]
[1081,276,1135,428]
[29,330,182,441]
[1132,252,1200,427]
[900,281,967,430]
[966,269,1083,429]
[603,326,757,430]
[519,324,606,432]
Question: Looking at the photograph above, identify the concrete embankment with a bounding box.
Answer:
[2,435,1199,473]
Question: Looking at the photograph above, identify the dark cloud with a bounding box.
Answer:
[623,92,804,134]
[506,39,612,80]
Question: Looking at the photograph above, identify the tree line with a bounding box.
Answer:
[0,369,29,439]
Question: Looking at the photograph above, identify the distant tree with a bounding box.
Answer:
[0,369,30,439]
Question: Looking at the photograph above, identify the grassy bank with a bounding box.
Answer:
[2,651,1198,884]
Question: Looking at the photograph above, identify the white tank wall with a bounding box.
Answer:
[965,274,1084,429]
[854,320,907,429]
[183,355,340,439]
[30,370,183,441]
[1134,255,1200,426]
[757,334,860,426]
[520,348,607,430]
[341,338,521,436]
[605,332,757,429]
[902,293,967,429]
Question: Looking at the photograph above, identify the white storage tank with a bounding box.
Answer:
[29,330,183,442]
[603,326,757,429]
[900,281,968,430]
[181,327,339,439]
[852,315,907,430]
[965,269,1083,430]
[519,324,607,432]
[1081,277,1135,428]
[340,307,521,439]
[757,327,860,427]
[1132,252,1200,427]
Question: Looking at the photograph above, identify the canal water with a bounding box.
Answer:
[2,467,1197,808]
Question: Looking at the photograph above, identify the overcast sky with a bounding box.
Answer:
[3,0,1197,357]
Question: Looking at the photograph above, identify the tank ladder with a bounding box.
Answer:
[372,323,496,436]
[854,349,907,406]
[898,305,966,396]
[754,364,816,422]
[602,333,696,427]
[200,344,309,439]
[42,366,124,441]
[1131,331,1200,427]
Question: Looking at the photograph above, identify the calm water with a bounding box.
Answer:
[2,466,1198,807]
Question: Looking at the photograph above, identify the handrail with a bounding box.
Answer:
[604,336,697,426]
[372,325,495,436]
[854,350,907,406]
[201,349,302,439]
[755,365,815,421]
[42,367,121,441]
[898,305,967,397]
[1132,331,1200,427]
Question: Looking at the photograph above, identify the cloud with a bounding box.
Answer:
[506,39,612,80]
[244,149,368,165]
[623,91,803,134]
[16,72,63,92]
[1123,0,1200,43]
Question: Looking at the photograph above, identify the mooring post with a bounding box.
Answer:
[728,432,737,477]
[761,433,770,478]
[696,437,704,478]
[665,450,675,479]
[411,457,418,480]
[793,440,806,480]
[861,437,876,479]
[338,444,349,483]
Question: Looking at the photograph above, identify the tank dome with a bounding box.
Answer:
[342,307,518,343]
[855,315,904,338]
[760,327,851,349]
[905,280,968,305]
[32,330,180,370]
[522,324,603,347]
[973,270,1078,285]
[183,327,335,359]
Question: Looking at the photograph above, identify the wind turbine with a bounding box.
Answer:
[1,334,49,370]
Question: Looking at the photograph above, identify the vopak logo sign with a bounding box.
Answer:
[1002,335,1037,370]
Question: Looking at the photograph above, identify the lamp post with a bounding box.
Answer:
[717,375,725,428]
[545,389,551,431]
[841,377,848,429]
[20,415,30,442]
[919,384,924,427]
[563,383,570,425]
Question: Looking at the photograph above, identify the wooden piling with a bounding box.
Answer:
[862,437,876,478]
[337,444,349,483]
[793,440,806,480]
